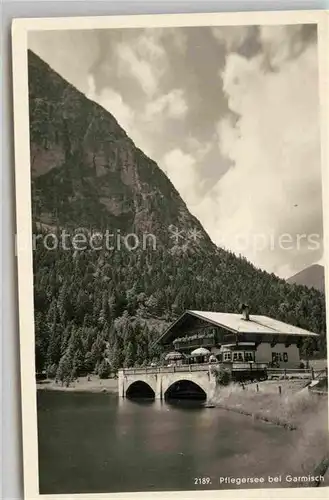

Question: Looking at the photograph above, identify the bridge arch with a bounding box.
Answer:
[126,380,155,399]
[119,369,215,401]
[164,379,207,401]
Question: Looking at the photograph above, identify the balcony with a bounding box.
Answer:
[173,334,216,351]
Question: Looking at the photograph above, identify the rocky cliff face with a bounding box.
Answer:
[29,50,213,250]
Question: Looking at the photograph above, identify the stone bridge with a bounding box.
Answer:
[118,364,217,401]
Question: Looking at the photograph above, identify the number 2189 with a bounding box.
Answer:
[194,477,212,485]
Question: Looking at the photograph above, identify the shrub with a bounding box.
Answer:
[98,360,112,379]
[213,366,232,386]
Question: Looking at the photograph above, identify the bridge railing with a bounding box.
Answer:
[313,368,328,380]
[120,362,267,376]
[120,363,211,375]
[119,364,315,378]
[267,367,314,378]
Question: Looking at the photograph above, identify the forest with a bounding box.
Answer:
[33,226,327,385]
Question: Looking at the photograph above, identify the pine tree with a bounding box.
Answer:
[56,352,73,386]
[123,342,135,368]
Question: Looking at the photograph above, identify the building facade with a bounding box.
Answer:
[154,309,318,368]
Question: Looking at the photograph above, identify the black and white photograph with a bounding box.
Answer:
[12,10,329,499]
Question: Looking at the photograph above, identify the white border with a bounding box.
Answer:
[11,9,329,500]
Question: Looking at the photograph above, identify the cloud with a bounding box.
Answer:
[116,31,167,96]
[161,149,202,207]
[211,26,252,51]
[185,137,213,160]
[168,28,188,53]
[144,89,187,120]
[86,75,135,133]
[259,25,313,69]
[209,27,322,278]
[137,31,167,59]
[116,44,159,96]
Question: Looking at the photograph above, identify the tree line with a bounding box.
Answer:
[33,227,327,385]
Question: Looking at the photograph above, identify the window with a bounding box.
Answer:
[272,352,289,363]
[244,352,254,362]
[233,352,244,362]
[223,352,231,361]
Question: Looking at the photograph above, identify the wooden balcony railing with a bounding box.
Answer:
[173,338,216,350]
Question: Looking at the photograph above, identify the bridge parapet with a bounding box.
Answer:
[118,365,216,401]
[120,363,211,376]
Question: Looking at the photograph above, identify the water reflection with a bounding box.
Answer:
[125,397,156,407]
[118,396,161,409]
[37,390,300,495]
[165,398,206,411]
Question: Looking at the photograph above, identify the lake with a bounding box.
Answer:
[37,390,301,494]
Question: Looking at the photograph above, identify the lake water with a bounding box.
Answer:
[37,390,301,494]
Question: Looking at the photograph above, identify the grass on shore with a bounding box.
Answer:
[210,379,329,484]
[209,380,326,428]
[37,374,118,393]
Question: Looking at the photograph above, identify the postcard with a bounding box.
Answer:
[11,10,329,500]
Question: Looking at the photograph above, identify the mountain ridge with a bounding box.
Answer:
[287,264,325,293]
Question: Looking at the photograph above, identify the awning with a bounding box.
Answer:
[165,351,185,361]
[190,347,211,356]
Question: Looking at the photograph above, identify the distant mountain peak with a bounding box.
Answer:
[287,264,325,293]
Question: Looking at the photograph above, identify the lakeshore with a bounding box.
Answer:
[209,379,326,428]
[37,375,118,393]
[210,380,329,486]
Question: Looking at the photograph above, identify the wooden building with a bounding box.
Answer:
[155,308,319,368]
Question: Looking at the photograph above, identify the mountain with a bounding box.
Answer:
[29,50,213,251]
[28,51,327,382]
[287,264,325,293]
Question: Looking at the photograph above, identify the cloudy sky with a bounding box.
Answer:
[29,23,323,279]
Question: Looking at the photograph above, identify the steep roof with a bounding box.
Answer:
[155,309,319,346]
